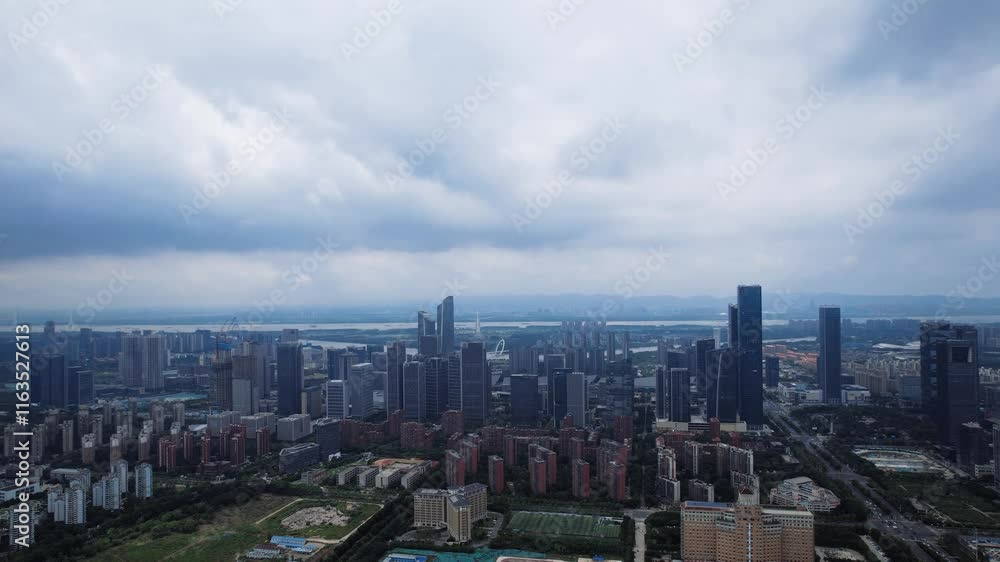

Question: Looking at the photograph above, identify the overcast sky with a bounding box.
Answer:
[1,0,998,312]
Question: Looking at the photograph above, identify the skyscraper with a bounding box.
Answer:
[727,304,740,348]
[549,368,572,427]
[326,380,347,420]
[424,356,450,421]
[737,285,764,427]
[385,342,407,414]
[765,356,780,388]
[121,334,144,388]
[437,296,455,355]
[708,348,740,423]
[606,359,634,420]
[668,368,691,423]
[818,306,842,405]
[566,371,588,427]
[348,363,376,420]
[655,365,669,420]
[510,374,539,426]
[921,323,979,445]
[542,354,566,416]
[694,339,716,396]
[460,341,488,429]
[211,358,234,411]
[277,343,304,416]
[142,334,166,391]
[402,361,426,422]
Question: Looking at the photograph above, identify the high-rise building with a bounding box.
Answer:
[529,457,548,495]
[655,365,669,420]
[65,481,86,525]
[385,342,407,414]
[549,368,572,427]
[277,343,304,416]
[446,449,466,487]
[728,303,740,347]
[566,371,588,428]
[437,296,455,355]
[423,356,449,421]
[348,363,376,420]
[737,285,764,427]
[921,322,979,444]
[510,374,540,426]
[818,306,842,405]
[121,334,144,388]
[142,335,166,391]
[680,502,814,562]
[447,352,462,412]
[326,380,347,420]
[668,368,691,422]
[694,338,716,396]
[572,459,590,498]
[460,342,488,429]
[211,359,234,411]
[135,463,153,500]
[708,349,740,423]
[402,361,426,422]
[488,455,504,495]
[67,366,94,407]
[765,355,780,388]
[606,359,634,420]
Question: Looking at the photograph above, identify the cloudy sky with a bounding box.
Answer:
[1,0,998,312]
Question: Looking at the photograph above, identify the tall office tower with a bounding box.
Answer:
[67,366,94,407]
[437,296,455,355]
[314,417,341,460]
[326,348,345,380]
[211,358,234,411]
[708,348,741,423]
[385,342,407,414]
[277,343,304,416]
[338,353,359,383]
[447,352,463,411]
[509,347,534,374]
[279,329,300,343]
[607,332,617,363]
[542,354,566,416]
[737,285,764,427]
[606,359,634,420]
[37,354,68,407]
[668,368,691,422]
[694,339,716,396]
[418,310,436,339]
[818,306,842,405]
[121,334,144,388]
[549,368,572,427]
[510,374,540,426]
[135,463,153,500]
[232,355,259,415]
[712,327,723,348]
[622,331,631,359]
[994,424,1000,490]
[566,371,588,427]
[142,335,166,391]
[423,356,449,420]
[765,356,780,388]
[402,361,427,422]
[728,304,740,348]
[920,323,979,445]
[246,341,269,399]
[348,363,376,420]
[655,366,669,419]
[326,380,350,420]
[419,335,438,356]
[461,342,489,429]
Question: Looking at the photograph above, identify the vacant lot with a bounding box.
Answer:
[507,511,622,539]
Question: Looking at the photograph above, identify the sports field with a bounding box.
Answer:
[507,511,622,539]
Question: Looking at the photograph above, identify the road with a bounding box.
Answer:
[765,400,954,562]
[626,509,654,562]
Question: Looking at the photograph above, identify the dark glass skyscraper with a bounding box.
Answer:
[921,322,979,444]
[694,338,716,396]
[460,341,488,429]
[728,303,740,348]
[765,356,780,388]
[423,356,449,421]
[550,368,572,427]
[402,361,426,422]
[437,296,455,355]
[385,342,407,414]
[737,285,763,427]
[277,342,303,416]
[510,374,540,426]
[668,368,691,422]
[708,348,740,423]
[818,306,842,405]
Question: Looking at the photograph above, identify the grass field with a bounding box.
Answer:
[883,477,1000,526]
[507,511,623,539]
[91,495,380,561]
